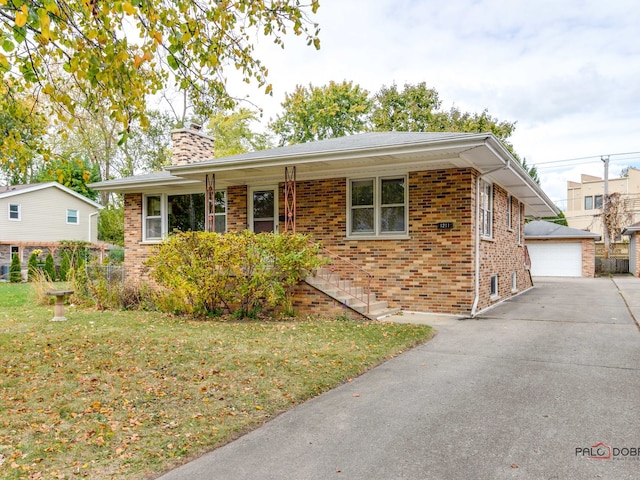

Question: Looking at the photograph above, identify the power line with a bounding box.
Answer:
[532,151,640,169]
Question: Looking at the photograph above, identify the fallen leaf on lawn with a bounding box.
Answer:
[511,464,519,469]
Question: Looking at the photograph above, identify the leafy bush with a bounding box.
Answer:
[58,240,91,270]
[27,252,40,281]
[58,252,71,281]
[108,247,125,264]
[43,253,56,281]
[147,231,324,318]
[9,253,22,283]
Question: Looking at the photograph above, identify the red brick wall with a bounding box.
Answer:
[122,169,532,315]
[294,170,476,313]
[291,282,368,320]
[477,184,532,312]
[123,193,154,283]
[227,185,248,232]
[288,170,530,314]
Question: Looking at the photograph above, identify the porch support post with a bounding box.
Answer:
[284,166,296,233]
[205,173,216,232]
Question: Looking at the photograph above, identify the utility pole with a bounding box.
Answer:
[602,155,610,258]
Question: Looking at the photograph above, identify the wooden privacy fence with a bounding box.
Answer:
[596,257,629,274]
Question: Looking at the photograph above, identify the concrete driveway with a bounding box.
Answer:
[157,277,640,480]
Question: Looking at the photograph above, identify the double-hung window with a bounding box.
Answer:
[67,209,79,224]
[479,180,493,238]
[144,195,163,241]
[9,204,20,220]
[517,202,522,244]
[507,195,512,230]
[214,191,227,233]
[348,176,407,237]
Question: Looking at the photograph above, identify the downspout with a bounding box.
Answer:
[471,159,510,317]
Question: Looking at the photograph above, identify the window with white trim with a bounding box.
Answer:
[480,180,493,238]
[10,245,21,262]
[348,176,407,237]
[511,271,517,291]
[517,202,522,244]
[215,191,227,233]
[9,204,20,220]
[144,191,227,241]
[144,195,163,241]
[507,195,512,230]
[67,209,79,224]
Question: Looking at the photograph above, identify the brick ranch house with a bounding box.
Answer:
[90,129,559,318]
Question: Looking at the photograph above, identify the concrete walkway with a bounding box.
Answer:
[157,277,640,480]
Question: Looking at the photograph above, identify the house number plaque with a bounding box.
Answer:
[437,222,454,229]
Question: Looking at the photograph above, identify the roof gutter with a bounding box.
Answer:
[486,137,560,217]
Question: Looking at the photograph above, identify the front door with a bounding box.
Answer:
[250,186,278,233]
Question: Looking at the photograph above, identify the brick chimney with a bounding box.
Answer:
[171,124,215,166]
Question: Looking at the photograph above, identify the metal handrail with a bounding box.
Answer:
[314,245,373,313]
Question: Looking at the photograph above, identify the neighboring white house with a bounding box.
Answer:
[0,182,103,276]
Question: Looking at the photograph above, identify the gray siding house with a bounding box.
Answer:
[0,182,102,277]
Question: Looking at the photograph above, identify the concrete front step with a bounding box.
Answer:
[305,274,399,320]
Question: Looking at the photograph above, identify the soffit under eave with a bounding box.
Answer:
[91,178,201,194]
[172,152,474,186]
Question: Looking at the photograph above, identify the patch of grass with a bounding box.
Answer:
[0,283,433,479]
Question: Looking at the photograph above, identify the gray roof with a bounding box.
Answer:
[168,132,478,169]
[0,181,103,208]
[89,131,560,217]
[525,220,601,239]
[622,221,640,235]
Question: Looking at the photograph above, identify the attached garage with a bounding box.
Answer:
[525,220,601,277]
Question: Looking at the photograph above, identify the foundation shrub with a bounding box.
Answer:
[147,231,324,318]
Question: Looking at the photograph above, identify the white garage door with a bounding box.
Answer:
[527,242,582,277]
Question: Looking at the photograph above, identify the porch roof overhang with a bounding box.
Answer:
[90,132,559,218]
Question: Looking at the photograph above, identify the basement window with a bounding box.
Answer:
[490,274,499,299]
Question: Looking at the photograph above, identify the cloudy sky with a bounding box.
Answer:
[229,0,640,209]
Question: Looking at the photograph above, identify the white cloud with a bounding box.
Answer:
[219,0,640,210]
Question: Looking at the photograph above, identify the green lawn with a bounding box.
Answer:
[0,282,433,479]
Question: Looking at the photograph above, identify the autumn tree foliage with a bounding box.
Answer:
[0,83,49,183]
[206,108,274,157]
[269,81,371,145]
[270,80,539,182]
[0,0,320,174]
